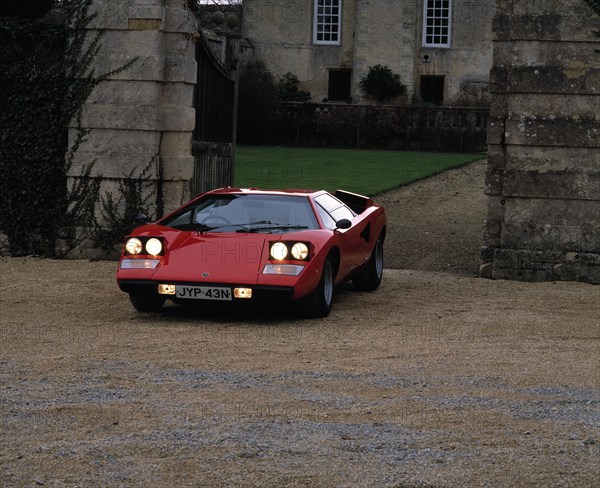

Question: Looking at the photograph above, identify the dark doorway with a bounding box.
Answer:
[420,75,445,105]
[328,69,352,102]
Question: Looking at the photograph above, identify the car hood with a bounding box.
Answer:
[151,232,272,285]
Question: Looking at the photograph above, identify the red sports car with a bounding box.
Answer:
[117,188,386,317]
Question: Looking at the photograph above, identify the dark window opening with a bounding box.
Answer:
[328,69,352,102]
[420,75,445,105]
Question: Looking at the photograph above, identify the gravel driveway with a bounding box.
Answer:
[1,161,599,487]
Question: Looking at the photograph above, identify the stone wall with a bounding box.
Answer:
[481,0,600,283]
[68,0,197,230]
[272,103,488,152]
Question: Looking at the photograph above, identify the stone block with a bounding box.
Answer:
[493,7,597,43]
[526,199,599,226]
[494,40,599,75]
[507,94,600,119]
[164,53,197,84]
[95,29,163,58]
[501,222,583,251]
[164,32,196,58]
[503,198,530,224]
[164,7,196,34]
[67,128,160,155]
[89,0,129,30]
[161,132,193,156]
[485,195,507,222]
[503,169,600,200]
[126,30,164,57]
[486,118,506,145]
[70,152,160,180]
[80,103,161,131]
[501,199,600,236]
[505,66,600,95]
[489,95,509,117]
[67,126,161,180]
[161,83,195,107]
[487,248,600,283]
[162,156,195,180]
[482,219,503,247]
[581,227,600,253]
[128,4,164,21]
[87,80,160,105]
[162,180,191,214]
[484,145,505,195]
[504,146,600,173]
[162,106,196,132]
[128,19,162,31]
[493,13,562,41]
[504,118,599,147]
[95,54,164,82]
[489,66,508,94]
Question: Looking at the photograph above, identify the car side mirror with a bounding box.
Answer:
[336,218,352,230]
[134,213,150,225]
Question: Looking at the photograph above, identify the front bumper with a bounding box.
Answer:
[118,279,294,302]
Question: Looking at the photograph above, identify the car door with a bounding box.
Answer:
[314,194,370,276]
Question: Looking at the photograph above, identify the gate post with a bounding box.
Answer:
[66,0,198,256]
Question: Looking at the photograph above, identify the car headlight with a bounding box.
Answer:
[145,238,162,256]
[125,238,143,255]
[290,242,309,260]
[270,242,288,261]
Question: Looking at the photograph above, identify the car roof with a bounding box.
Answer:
[205,187,325,198]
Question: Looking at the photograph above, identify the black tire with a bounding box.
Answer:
[303,257,335,318]
[353,237,384,291]
[129,294,165,313]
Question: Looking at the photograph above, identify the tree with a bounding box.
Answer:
[276,72,311,102]
[359,64,406,104]
[237,60,278,144]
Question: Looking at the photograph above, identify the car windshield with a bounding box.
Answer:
[160,194,320,233]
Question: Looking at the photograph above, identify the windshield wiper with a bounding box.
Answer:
[191,220,276,233]
[237,225,309,233]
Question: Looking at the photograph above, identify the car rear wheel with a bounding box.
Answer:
[353,237,384,291]
[304,257,334,318]
[129,294,165,313]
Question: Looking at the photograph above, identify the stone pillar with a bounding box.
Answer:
[481,0,600,283]
[67,0,197,227]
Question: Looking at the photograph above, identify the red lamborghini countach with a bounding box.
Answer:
[117,188,386,317]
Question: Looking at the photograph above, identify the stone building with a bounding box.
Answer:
[242,0,496,105]
[481,0,600,283]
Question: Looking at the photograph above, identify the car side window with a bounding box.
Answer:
[315,194,355,223]
[315,203,337,230]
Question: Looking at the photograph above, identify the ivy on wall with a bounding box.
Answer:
[583,0,600,50]
[0,0,134,257]
[0,10,67,256]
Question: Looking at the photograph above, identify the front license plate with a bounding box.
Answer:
[175,285,232,301]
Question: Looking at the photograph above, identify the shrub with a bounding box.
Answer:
[276,72,311,102]
[359,64,406,104]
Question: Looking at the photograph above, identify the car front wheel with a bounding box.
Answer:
[304,257,334,318]
[129,294,165,313]
[353,237,384,291]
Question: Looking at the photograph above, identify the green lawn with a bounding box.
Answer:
[235,146,484,196]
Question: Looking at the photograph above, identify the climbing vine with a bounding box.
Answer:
[583,0,600,51]
[0,0,134,257]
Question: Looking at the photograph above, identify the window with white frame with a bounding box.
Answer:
[313,0,342,45]
[422,0,452,48]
